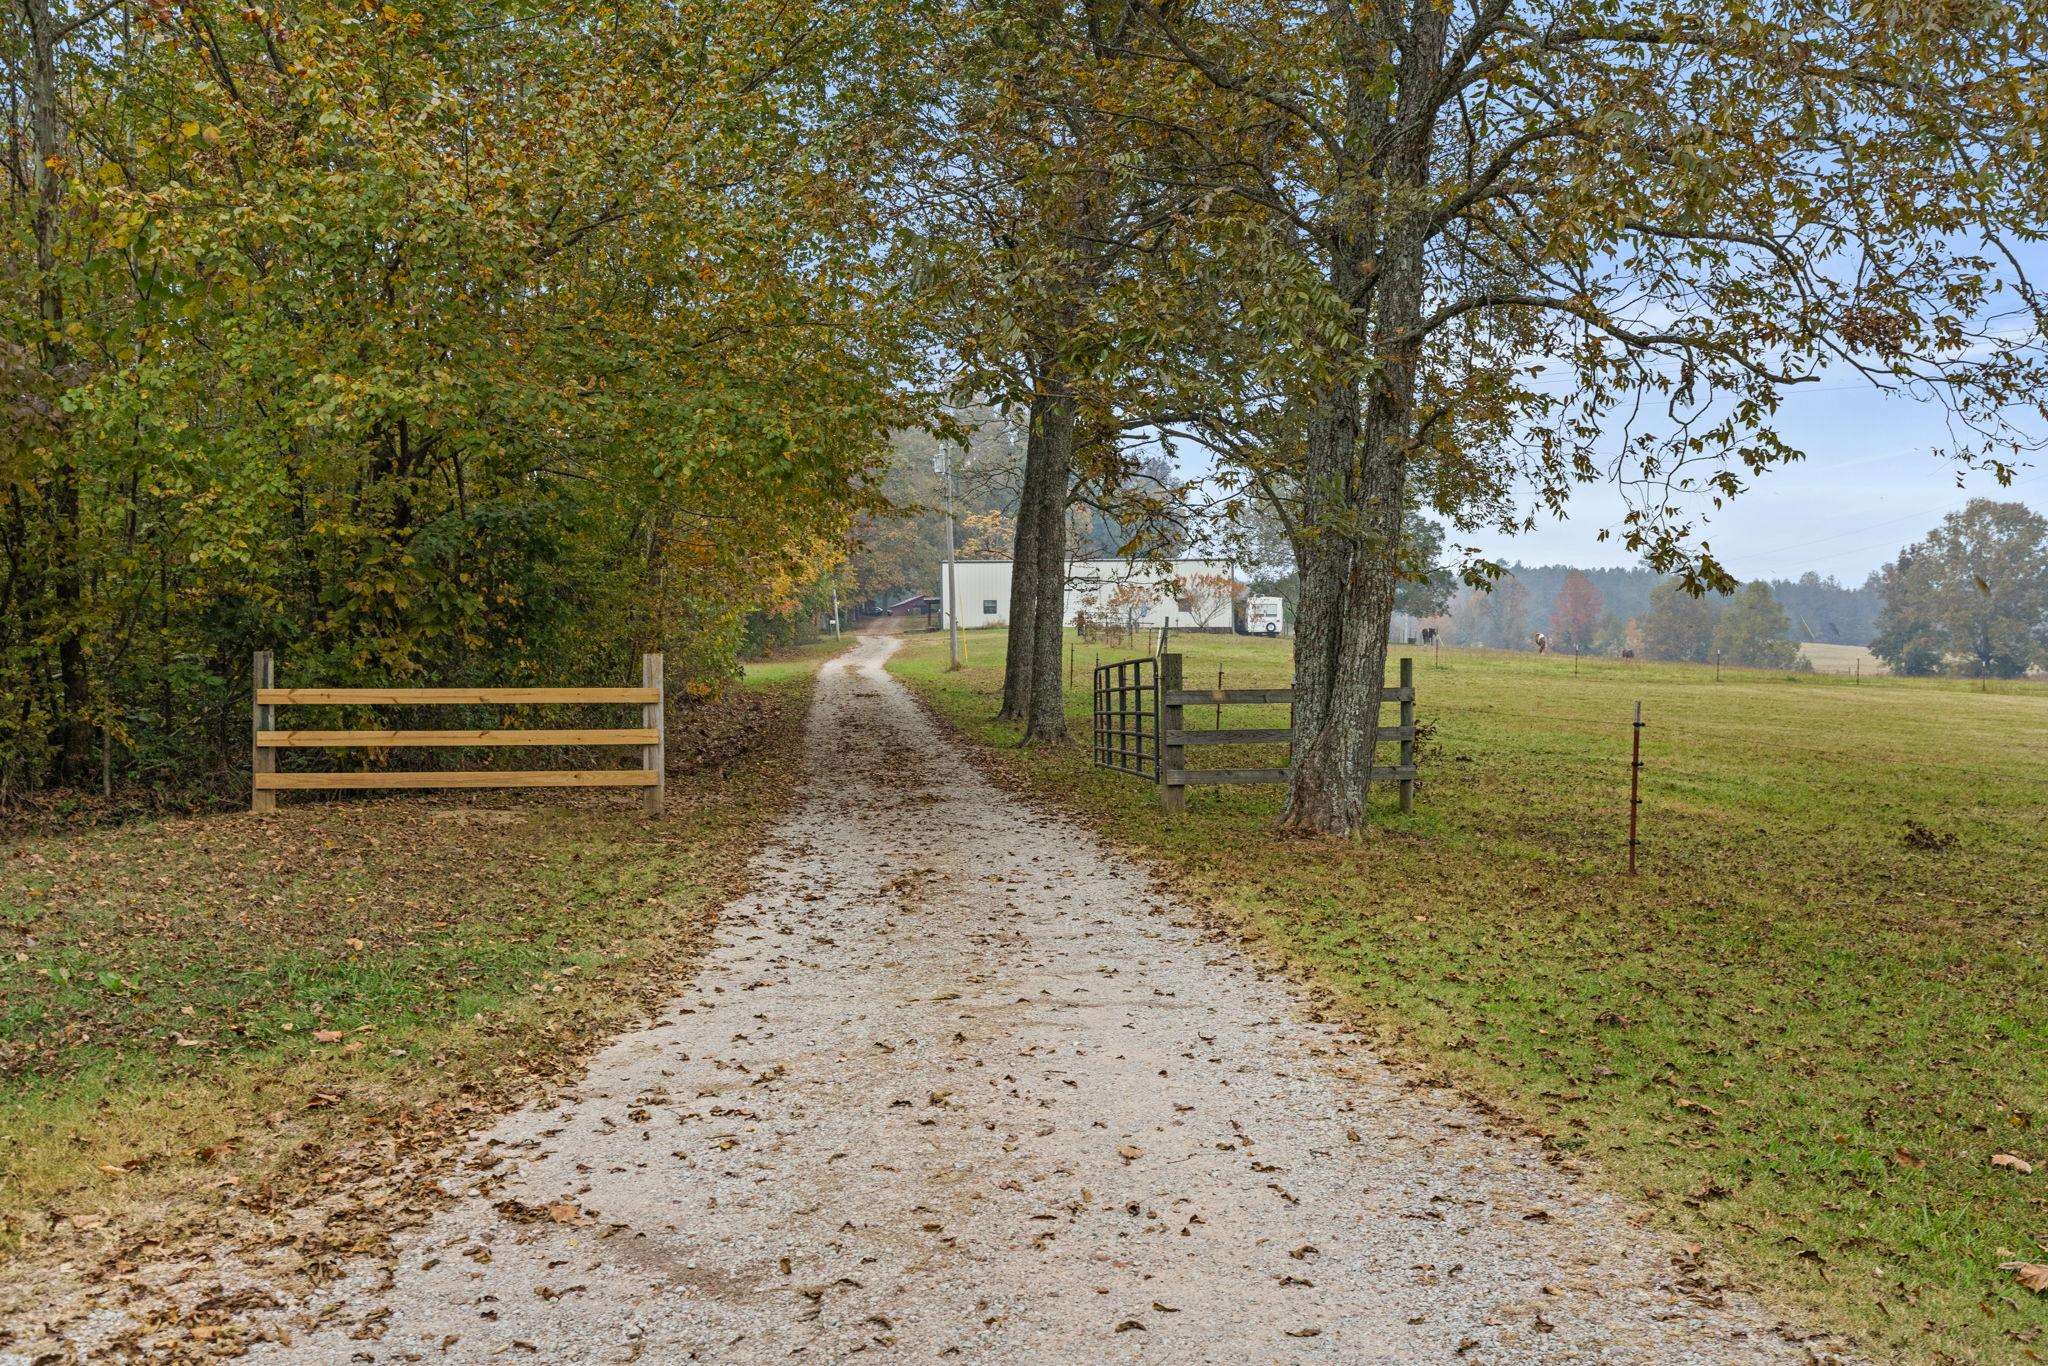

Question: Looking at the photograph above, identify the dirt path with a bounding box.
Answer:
[248,634,1810,1362]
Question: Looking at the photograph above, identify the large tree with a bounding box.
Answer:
[1449,578,1529,650]
[1871,500,2048,679]
[1640,578,1719,663]
[1125,0,2048,834]
[1713,582,1800,670]
[1548,571,1605,653]
[902,0,1197,739]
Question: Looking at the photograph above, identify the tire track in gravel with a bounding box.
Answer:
[246,632,1824,1363]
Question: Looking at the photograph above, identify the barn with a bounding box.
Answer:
[939,558,1240,632]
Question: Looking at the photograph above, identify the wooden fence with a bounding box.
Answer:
[251,651,666,815]
[1092,650,1417,813]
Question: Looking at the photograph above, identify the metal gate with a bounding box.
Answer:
[1091,655,1158,780]
[1092,651,1419,815]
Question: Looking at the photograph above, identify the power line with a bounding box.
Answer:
[1737,471,2043,569]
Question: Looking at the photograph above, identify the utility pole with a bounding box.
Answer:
[938,444,962,670]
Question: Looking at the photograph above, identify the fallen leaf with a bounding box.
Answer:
[312,1029,347,1044]
[1116,1144,1143,1161]
[2001,1262,2048,1293]
[1991,1152,2034,1174]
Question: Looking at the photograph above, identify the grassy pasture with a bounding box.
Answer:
[892,628,2048,1362]
[1799,641,1889,676]
[0,651,830,1280]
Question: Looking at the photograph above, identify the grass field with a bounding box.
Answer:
[1799,641,1889,676]
[0,644,835,1285]
[892,628,2048,1362]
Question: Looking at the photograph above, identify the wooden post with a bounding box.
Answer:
[641,653,665,817]
[1158,652,1185,812]
[1398,656,1416,814]
[251,650,276,813]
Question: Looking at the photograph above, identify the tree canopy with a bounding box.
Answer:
[3,0,922,794]
[1713,583,1801,670]
[1871,500,2048,678]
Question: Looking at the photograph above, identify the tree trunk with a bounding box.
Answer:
[1279,2,1446,835]
[1021,385,1074,744]
[998,420,1044,720]
[1281,377,1368,835]
[25,0,93,783]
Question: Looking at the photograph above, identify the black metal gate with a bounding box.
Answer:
[1091,655,1158,780]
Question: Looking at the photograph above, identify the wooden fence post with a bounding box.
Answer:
[1398,656,1415,814]
[641,653,665,817]
[1158,651,1185,812]
[251,649,276,813]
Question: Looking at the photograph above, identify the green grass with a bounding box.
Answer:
[893,628,2048,1363]
[0,658,832,1265]
[743,634,854,686]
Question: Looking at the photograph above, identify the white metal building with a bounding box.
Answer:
[939,558,1240,632]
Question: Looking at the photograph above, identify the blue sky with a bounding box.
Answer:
[1463,384,2045,585]
[1170,383,2044,584]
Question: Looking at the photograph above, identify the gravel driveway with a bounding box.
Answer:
[252,633,1811,1362]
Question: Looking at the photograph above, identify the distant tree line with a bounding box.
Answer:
[1443,499,2048,677]
[1447,563,1881,649]
[1449,571,1798,668]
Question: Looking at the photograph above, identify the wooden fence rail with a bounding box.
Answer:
[1090,650,1417,814]
[251,650,665,815]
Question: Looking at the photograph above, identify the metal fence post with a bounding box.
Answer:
[1158,652,1185,812]
[1398,656,1415,813]
[1091,660,1101,766]
[251,650,276,813]
[1628,701,1643,874]
[642,652,665,817]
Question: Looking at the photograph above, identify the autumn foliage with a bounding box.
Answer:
[2,0,920,797]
